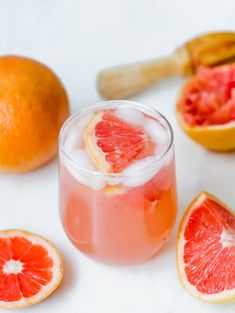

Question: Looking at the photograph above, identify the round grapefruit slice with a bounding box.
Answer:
[177,192,235,303]
[0,229,63,309]
[176,64,235,151]
[85,111,153,173]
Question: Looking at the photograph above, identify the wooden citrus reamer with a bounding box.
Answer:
[97,32,235,99]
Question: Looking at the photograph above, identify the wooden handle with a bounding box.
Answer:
[97,47,191,100]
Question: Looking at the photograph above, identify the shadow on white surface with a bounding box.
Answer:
[197,149,235,209]
[50,251,77,300]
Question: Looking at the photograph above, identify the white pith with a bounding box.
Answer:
[203,120,235,130]
[180,113,235,131]
[0,230,62,309]
[3,260,23,274]
[177,193,235,302]
[220,230,235,248]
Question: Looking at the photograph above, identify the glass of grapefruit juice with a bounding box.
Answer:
[59,101,177,265]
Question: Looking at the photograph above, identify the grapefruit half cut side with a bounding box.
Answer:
[176,64,235,151]
[0,229,63,309]
[85,111,153,173]
[177,192,235,303]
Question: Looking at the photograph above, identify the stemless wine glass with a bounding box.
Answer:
[59,101,177,265]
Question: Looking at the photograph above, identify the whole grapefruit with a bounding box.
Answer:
[0,55,70,173]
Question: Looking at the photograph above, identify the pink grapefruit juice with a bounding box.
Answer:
[59,101,177,265]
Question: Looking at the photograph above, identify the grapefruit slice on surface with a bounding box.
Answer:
[0,229,63,309]
[176,64,235,151]
[177,192,235,303]
[85,111,153,173]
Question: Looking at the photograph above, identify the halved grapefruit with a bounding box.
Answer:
[177,192,235,303]
[0,229,63,309]
[85,111,153,173]
[176,64,235,151]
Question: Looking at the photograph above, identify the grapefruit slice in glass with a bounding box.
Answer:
[0,229,63,309]
[85,111,153,173]
[177,192,235,303]
[176,64,235,151]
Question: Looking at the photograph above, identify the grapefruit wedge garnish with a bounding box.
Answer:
[176,64,235,151]
[0,229,63,309]
[85,111,153,173]
[177,192,235,303]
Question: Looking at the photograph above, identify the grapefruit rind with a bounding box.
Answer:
[84,112,111,173]
[177,112,235,151]
[0,229,63,309]
[177,192,235,303]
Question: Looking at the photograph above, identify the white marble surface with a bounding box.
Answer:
[0,0,235,312]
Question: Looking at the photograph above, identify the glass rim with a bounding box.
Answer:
[59,100,174,178]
